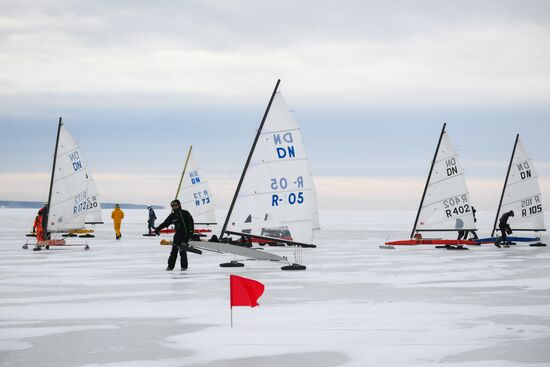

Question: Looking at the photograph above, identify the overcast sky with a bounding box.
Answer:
[1,0,549,211]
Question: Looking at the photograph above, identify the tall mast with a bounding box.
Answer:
[410,123,447,239]
[43,117,63,235]
[175,145,193,199]
[220,79,281,238]
[491,134,519,237]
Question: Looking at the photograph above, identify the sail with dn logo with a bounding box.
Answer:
[216,80,319,270]
[489,135,546,245]
[414,124,476,234]
[383,123,479,249]
[24,118,93,251]
[47,120,90,232]
[175,146,217,225]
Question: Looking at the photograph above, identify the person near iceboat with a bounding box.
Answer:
[147,206,157,235]
[34,206,48,242]
[494,210,515,248]
[155,199,194,271]
[30,215,38,237]
[32,209,41,238]
[111,204,125,240]
[457,206,479,240]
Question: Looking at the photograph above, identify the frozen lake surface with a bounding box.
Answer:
[1,209,550,367]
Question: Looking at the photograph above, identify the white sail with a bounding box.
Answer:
[226,92,317,245]
[497,138,545,231]
[178,150,217,224]
[84,170,103,224]
[311,189,321,231]
[416,132,476,232]
[47,125,89,232]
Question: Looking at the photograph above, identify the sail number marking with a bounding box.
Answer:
[193,189,211,207]
[443,194,470,218]
[73,191,88,214]
[86,195,99,209]
[270,176,304,190]
[270,176,305,206]
[271,192,304,206]
[521,195,542,217]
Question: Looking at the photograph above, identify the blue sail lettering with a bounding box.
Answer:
[276,146,295,159]
[273,132,293,145]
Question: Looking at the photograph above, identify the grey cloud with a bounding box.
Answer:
[2,0,550,48]
[0,0,549,109]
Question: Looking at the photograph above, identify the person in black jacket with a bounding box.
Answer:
[494,210,514,248]
[155,199,194,271]
[147,206,157,235]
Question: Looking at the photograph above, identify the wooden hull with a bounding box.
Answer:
[37,239,66,246]
[69,229,94,234]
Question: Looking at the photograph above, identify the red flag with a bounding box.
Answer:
[230,274,265,308]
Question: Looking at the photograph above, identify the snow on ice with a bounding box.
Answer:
[1,209,550,366]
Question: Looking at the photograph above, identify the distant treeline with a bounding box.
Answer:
[0,201,164,209]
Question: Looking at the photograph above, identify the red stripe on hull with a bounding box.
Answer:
[159,229,211,234]
[385,239,477,246]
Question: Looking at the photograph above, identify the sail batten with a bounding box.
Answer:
[422,191,472,208]
[433,154,459,165]
[249,157,310,166]
[263,127,301,134]
[428,172,466,186]
[501,194,542,207]
[507,177,539,187]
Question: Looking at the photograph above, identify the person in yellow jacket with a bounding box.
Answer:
[111,204,124,240]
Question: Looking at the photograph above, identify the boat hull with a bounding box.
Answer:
[475,236,540,243]
[159,229,211,234]
[385,239,477,246]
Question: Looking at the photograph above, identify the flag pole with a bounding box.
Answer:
[230,274,233,328]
